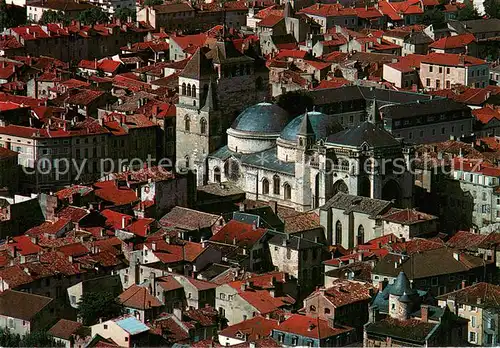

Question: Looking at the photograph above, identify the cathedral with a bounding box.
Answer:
[175,38,413,212]
[206,102,414,212]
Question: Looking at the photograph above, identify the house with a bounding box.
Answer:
[209,219,270,271]
[420,52,489,90]
[78,59,122,77]
[27,0,94,23]
[0,290,54,336]
[429,33,478,56]
[168,33,211,62]
[271,313,355,347]
[382,54,425,89]
[319,193,392,249]
[371,247,495,296]
[380,208,438,239]
[218,316,279,346]
[48,319,89,348]
[268,233,324,295]
[216,272,296,325]
[160,207,224,242]
[365,271,468,346]
[91,316,151,347]
[67,275,123,309]
[437,282,500,346]
[118,284,163,323]
[137,3,196,31]
[302,279,373,340]
[299,4,358,32]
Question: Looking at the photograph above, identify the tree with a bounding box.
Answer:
[277,90,315,118]
[114,7,136,22]
[484,0,500,18]
[77,291,124,326]
[0,328,21,347]
[19,331,64,347]
[421,7,445,26]
[144,0,163,6]
[39,9,65,24]
[457,1,481,20]
[0,0,12,29]
[77,7,109,25]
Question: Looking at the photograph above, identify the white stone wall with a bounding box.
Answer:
[227,129,278,154]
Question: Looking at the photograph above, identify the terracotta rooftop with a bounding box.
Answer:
[160,207,221,231]
[429,33,476,50]
[277,314,354,339]
[219,316,278,341]
[48,319,83,340]
[210,220,267,248]
[421,52,486,67]
[119,284,162,309]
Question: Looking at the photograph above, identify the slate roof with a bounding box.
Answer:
[231,102,290,133]
[180,49,214,79]
[373,247,489,279]
[390,272,417,296]
[268,234,322,250]
[206,41,254,64]
[280,111,343,142]
[320,192,392,217]
[380,97,469,120]
[0,290,52,320]
[326,121,401,148]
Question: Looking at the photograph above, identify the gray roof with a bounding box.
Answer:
[0,290,52,321]
[458,18,500,34]
[209,146,295,175]
[390,272,417,296]
[380,98,470,120]
[268,233,322,250]
[326,121,401,148]
[180,48,214,79]
[206,41,254,64]
[280,111,343,142]
[405,32,433,45]
[231,103,290,133]
[320,192,392,217]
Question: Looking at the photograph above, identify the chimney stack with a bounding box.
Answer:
[420,305,429,322]
[121,216,127,229]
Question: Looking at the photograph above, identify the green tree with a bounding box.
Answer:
[77,291,124,326]
[277,90,315,118]
[484,0,500,18]
[77,7,110,25]
[144,0,163,6]
[115,7,137,22]
[0,0,12,29]
[39,9,65,24]
[19,331,64,347]
[457,1,481,20]
[0,328,21,347]
[421,7,445,26]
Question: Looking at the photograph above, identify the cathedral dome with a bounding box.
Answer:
[231,102,290,134]
[279,111,343,142]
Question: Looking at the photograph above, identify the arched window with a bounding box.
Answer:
[273,175,280,195]
[324,308,331,314]
[256,76,263,90]
[358,225,365,245]
[181,83,186,95]
[309,305,316,312]
[284,183,291,200]
[200,118,207,135]
[184,156,189,168]
[192,85,196,98]
[187,84,192,97]
[214,167,221,183]
[335,220,342,245]
[262,178,269,194]
[184,116,190,132]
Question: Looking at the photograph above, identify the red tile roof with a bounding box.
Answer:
[300,3,351,17]
[389,238,444,255]
[308,280,372,307]
[0,265,34,288]
[275,49,308,59]
[56,206,89,222]
[0,146,18,159]
[315,78,351,89]
[381,208,437,225]
[25,218,71,236]
[119,284,162,309]
[277,314,353,339]
[157,276,183,291]
[48,319,83,340]
[429,33,476,50]
[238,289,290,314]
[446,230,488,250]
[57,243,90,257]
[228,271,288,291]
[1,236,42,256]
[355,7,383,19]
[257,14,283,27]
[219,316,279,340]
[473,106,500,124]
[385,54,425,73]
[126,218,155,237]
[170,33,208,51]
[184,277,217,291]
[100,209,133,230]
[94,181,138,206]
[210,220,267,248]
[55,185,93,200]
[452,157,500,177]
[421,52,486,67]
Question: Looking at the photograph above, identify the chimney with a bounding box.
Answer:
[201,237,206,248]
[94,58,98,70]
[151,242,156,251]
[453,252,460,261]
[121,216,127,229]
[240,282,246,292]
[420,305,429,322]
[462,280,467,289]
